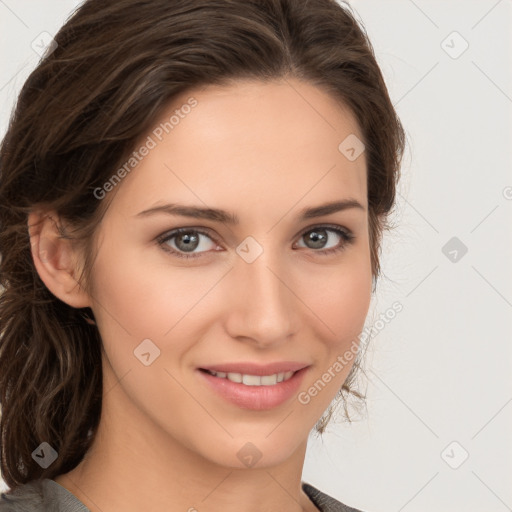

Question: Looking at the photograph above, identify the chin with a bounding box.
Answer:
[192,428,309,471]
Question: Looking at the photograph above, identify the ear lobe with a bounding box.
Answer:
[28,210,91,309]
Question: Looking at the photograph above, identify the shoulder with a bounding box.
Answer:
[0,479,46,512]
[0,479,89,512]
[302,482,368,512]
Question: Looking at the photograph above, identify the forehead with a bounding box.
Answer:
[108,78,367,220]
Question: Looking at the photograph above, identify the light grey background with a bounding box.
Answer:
[1,1,511,511]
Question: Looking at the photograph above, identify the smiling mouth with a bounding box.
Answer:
[199,368,296,386]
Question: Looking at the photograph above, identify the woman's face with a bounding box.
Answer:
[86,78,372,469]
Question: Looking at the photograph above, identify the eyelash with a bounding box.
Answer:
[156,224,355,260]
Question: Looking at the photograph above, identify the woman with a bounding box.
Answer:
[0,0,405,510]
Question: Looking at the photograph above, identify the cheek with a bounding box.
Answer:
[88,237,223,359]
[293,258,372,418]
[301,253,372,347]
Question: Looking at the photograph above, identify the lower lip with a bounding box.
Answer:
[197,367,309,410]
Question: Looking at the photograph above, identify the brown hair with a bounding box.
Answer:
[0,0,405,489]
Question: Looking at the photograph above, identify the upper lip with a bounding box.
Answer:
[199,361,309,376]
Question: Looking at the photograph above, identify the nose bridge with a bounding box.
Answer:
[226,239,297,345]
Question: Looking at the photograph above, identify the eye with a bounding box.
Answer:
[294,225,355,255]
[157,228,219,259]
[156,224,355,260]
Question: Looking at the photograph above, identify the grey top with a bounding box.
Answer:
[0,478,365,511]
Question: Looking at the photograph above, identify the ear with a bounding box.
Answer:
[28,209,91,309]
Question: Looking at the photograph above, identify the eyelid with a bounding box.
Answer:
[295,222,353,239]
[155,226,221,255]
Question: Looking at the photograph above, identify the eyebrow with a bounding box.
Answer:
[135,199,365,225]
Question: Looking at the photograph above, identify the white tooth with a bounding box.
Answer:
[261,374,278,386]
[222,371,293,386]
[243,374,262,386]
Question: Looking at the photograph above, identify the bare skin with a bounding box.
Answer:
[29,77,372,511]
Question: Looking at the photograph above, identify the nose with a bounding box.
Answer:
[223,247,299,349]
